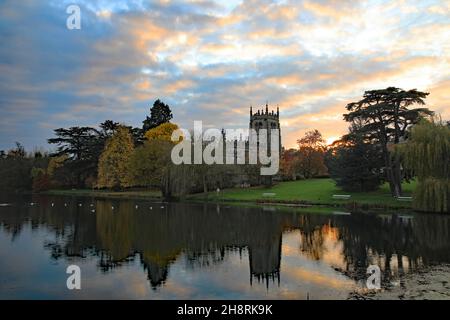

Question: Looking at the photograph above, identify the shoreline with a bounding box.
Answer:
[42,189,162,201]
[40,188,415,212]
[348,264,450,300]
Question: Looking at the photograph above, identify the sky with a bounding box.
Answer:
[0,0,449,151]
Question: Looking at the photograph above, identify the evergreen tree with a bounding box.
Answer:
[99,120,120,138]
[48,126,101,187]
[326,134,384,192]
[344,87,433,196]
[142,99,173,132]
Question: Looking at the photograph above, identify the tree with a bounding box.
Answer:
[48,126,101,187]
[31,167,51,192]
[296,129,328,179]
[280,148,300,180]
[48,127,99,161]
[46,154,74,188]
[0,143,49,192]
[144,122,180,142]
[344,87,433,197]
[130,122,178,197]
[129,122,180,190]
[395,119,450,212]
[129,140,173,188]
[100,120,143,146]
[99,120,120,138]
[129,126,145,146]
[142,99,173,132]
[97,126,134,190]
[326,133,384,192]
[0,143,31,192]
[47,120,145,188]
[7,142,26,158]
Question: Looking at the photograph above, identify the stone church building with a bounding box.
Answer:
[163,103,282,198]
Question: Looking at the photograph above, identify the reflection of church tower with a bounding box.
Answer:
[249,103,282,153]
[248,234,282,288]
[142,259,169,289]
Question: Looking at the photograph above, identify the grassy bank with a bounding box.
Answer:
[186,178,416,209]
[44,188,161,200]
[44,179,416,209]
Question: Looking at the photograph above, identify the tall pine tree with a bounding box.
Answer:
[344,87,433,197]
[142,99,173,132]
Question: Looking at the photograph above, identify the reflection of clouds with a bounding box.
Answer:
[158,247,355,299]
[0,224,52,282]
[1,200,450,298]
[158,277,195,300]
[281,230,355,292]
[319,225,347,269]
[281,265,354,291]
[78,259,153,299]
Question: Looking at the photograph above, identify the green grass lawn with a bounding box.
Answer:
[45,179,416,209]
[187,178,416,208]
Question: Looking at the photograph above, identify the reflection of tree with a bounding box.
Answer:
[300,227,325,261]
[294,213,450,281]
[1,196,450,289]
[327,213,450,280]
[413,214,450,262]
[96,201,135,260]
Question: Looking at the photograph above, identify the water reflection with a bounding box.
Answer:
[0,195,449,299]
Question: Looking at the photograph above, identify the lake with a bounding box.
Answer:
[0,195,449,299]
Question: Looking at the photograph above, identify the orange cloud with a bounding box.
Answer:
[302,0,357,20]
[125,18,170,51]
[164,79,195,94]
[135,79,152,91]
[427,79,450,119]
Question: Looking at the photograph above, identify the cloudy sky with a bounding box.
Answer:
[0,0,449,150]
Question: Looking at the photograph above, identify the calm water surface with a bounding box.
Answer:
[0,195,449,299]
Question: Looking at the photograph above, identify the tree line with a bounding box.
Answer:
[280,87,448,212]
[1,87,448,212]
[0,99,174,193]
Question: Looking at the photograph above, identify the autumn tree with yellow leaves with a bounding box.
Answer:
[129,122,180,188]
[97,126,134,190]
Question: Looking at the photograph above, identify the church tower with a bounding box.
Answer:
[249,103,281,154]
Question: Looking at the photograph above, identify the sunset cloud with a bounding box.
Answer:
[0,0,449,150]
